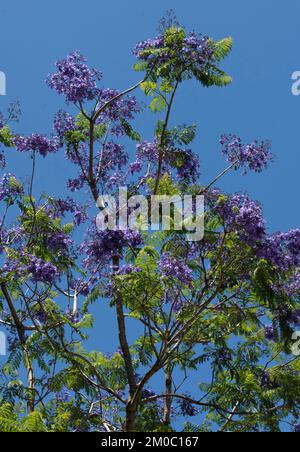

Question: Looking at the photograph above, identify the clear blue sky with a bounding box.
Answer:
[1,0,300,399]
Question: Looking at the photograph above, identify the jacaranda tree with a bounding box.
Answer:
[0,17,299,432]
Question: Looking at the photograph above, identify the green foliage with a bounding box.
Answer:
[0,126,14,147]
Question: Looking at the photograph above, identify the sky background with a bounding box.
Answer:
[0,0,300,419]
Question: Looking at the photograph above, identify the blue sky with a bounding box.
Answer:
[0,0,300,410]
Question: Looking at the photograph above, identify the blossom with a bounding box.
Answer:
[53,110,76,141]
[133,29,215,80]
[95,88,140,123]
[220,134,273,173]
[170,149,200,183]
[287,310,300,326]
[142,388,156,399]
[159,253,193,286]
[265,325,275,341]
[46,52,102,103]
[48,197,88,226]
[178,396,197,417]
[136,140,159,162]
[258,230,300,271]
[136,140,200,183]
[284,270,300,297]
[81,226,143,270]
[260,371,272,388]
[13,134,60,157]
[214,193,266,245]
[46,230,73,254]
[295,424,300,433]
[67,175,85,192]
[0,173,23,201]
[129,160,143,174]
[26,256,59,284]
[116,264,142,275]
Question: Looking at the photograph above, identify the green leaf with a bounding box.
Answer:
[149,96,167,113]
[140,81,157,96]
[120,119,141,141]
[213,37,233,62]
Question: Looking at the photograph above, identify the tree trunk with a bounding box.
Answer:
[163,360,172,426]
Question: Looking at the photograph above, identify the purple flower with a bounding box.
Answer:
[47,52,102,103]
[53,110,76,141]
[295,424,300,433]
[178,397,197,417]
[287,310,300,326]
[46,230,72,254]
[0,173,23,201]
[95,88,140,123]
[13,134,60,157]
[117,264,142,275]
[258,229,300,271]
[214,193,266,245]
[26,256,59,284]
[49,197,88,226]
[265,325,275,341]
[171,149,200,183]
[159,253,193,286]
[142,388,156,399]
[81,226,143,270]
[260,371,272,388]
[284,270,300,297]
[55,388,71,403]
[133,29,215,80]
[220,134,273,173]
[136,140,159,162]
[67,175,85,192]
[129,160,143,174]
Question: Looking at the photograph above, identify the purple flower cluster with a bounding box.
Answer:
[133,30,215,79]
[178,397,197,417]
[46,230,72,254]
[220,134,273,173]
[101,142,128,174]
[284,270,300,297]
[55,388,71,403]
[142,388,156,399]
[53,110,76,141]
[287,310,300,326]
[26,256,59,284]
[135,140,200,183]
[159,253,193,286]
[295,424,300,433]
[265,325,275,341]
[136,140,159,162]
[0,173,23,201]
[95,88,140,124]
[172,149,200,183]
[13,134,60,157]
[47,52,102,103]
[129,160,143,174]
[260,371,272,388]
[258,230,300,271]
[81,226,143,270]
[214,194,266,245]
[65,306,82,324]
[49,197,88,226]
[67,174,86,192]
[116,264,142,275]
